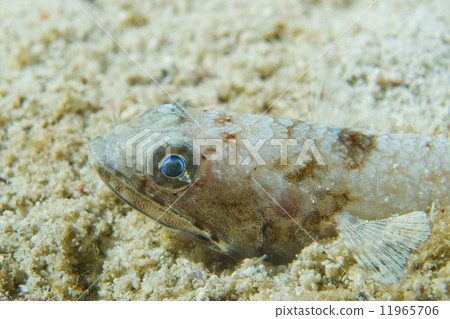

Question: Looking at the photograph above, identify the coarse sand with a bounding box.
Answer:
[0,0,448,300]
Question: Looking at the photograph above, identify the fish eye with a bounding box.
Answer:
[149,140,199,191]
[160,154,186,178]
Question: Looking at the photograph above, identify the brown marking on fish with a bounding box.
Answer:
[214,113,232,125]
[261,200,314,264]
[114,183,123,194]
[284,159,323,183]
[203,146,217,155]
[285,120,305,138]
[272,117,305,139]
[338,129,375,169]
[275,193,301,219]
[285,119,304,139]
[271,180,350,246]
[96,166,111,183]
[135,176,150,195]
[192,220,205,231]
[272,157,288,169]
[221,132,237,141]
[176,114,191,125]
[301,211,323,236]
[314,190,351,239]
[205,232,218,243]
[287,124,294,139]
[261,217,312,264]
[318,221,338,239]
[315,190,351,219]
[125,175,167,208]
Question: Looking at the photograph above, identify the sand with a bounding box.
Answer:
[0,0,448,300]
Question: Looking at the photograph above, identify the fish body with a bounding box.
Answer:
[90,104,449,283]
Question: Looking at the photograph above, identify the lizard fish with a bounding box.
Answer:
[89,104,449,284]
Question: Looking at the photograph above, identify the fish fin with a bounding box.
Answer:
[335,211,431,284]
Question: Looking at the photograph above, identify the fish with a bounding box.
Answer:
[89,104,449,284]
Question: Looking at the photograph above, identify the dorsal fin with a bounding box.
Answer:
[335,211,431,284]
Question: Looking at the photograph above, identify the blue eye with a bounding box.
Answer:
[160,155,186,178]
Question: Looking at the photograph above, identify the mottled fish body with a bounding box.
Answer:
[90,104,448,284]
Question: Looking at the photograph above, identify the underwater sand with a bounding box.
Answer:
[0,0,448,300]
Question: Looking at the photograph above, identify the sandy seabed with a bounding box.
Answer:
[0,0,448,300]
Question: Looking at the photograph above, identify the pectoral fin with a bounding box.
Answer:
[335,211,431,284]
